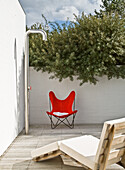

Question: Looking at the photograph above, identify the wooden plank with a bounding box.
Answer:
[94,123,110,165]
[107,148,125,165]
[102,139,108,149]
[61,154,83,167]
[114,122,125,131]
[95,118,125,169]
[108,157,121,166]
[33,150,62,162]
[61,154,92,169]
[118,152,125,168]
[106,118,125,135]
[31,142,59,159]
[112,135,125,146]
[115,128,125,135]
[97,124,115,170]
[111,135,125,150]
[105,118,125,126]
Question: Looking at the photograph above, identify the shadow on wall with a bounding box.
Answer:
[14,38,25,135]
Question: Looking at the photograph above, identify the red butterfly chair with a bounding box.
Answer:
[46,91,77,129]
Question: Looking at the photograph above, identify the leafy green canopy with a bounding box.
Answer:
[29,1,125,85]
[95,0,125,18]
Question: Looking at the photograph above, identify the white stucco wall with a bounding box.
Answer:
[29,67,125,125]
[0,0,25,156]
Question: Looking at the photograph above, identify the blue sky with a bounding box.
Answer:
[19,0,102,27]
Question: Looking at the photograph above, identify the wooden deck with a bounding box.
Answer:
[0,124,124,170]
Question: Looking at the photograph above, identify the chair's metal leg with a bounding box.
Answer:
[48,115,55,129]
[71,113,76,128]
[65,113,76,129]
[65,118,74,129]
[48,113,76,129]
[60,113,76,129]
[48,115,62,129]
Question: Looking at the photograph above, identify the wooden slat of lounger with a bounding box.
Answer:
[61,154,91,169]
[31,142,59,159]
[115,128,125,135]
[33,150,62,162]
[120,153,125,167]
[105,118,125,126]
[95,123,111,163]
[61,154,83,167]
[95,124,115,170]
[107,148,125,166]
[106,118,125,135]
[114,122,125,131]
[111,135,125,150]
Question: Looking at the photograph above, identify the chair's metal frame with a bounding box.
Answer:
[48,98,76,129]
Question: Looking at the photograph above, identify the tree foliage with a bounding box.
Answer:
[95,0,125,18]
[28,0,125,85]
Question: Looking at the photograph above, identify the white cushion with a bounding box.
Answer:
[53,112,69,116]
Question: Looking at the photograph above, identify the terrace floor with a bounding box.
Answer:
[0,124,124,170]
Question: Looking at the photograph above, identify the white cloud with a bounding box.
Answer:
[19,0,101,26]
[51,6,79,21]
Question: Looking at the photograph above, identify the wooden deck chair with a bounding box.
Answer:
[31,117,125,170]
[46,91,77,129]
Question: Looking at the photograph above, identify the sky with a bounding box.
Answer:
[19,0,102,27]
